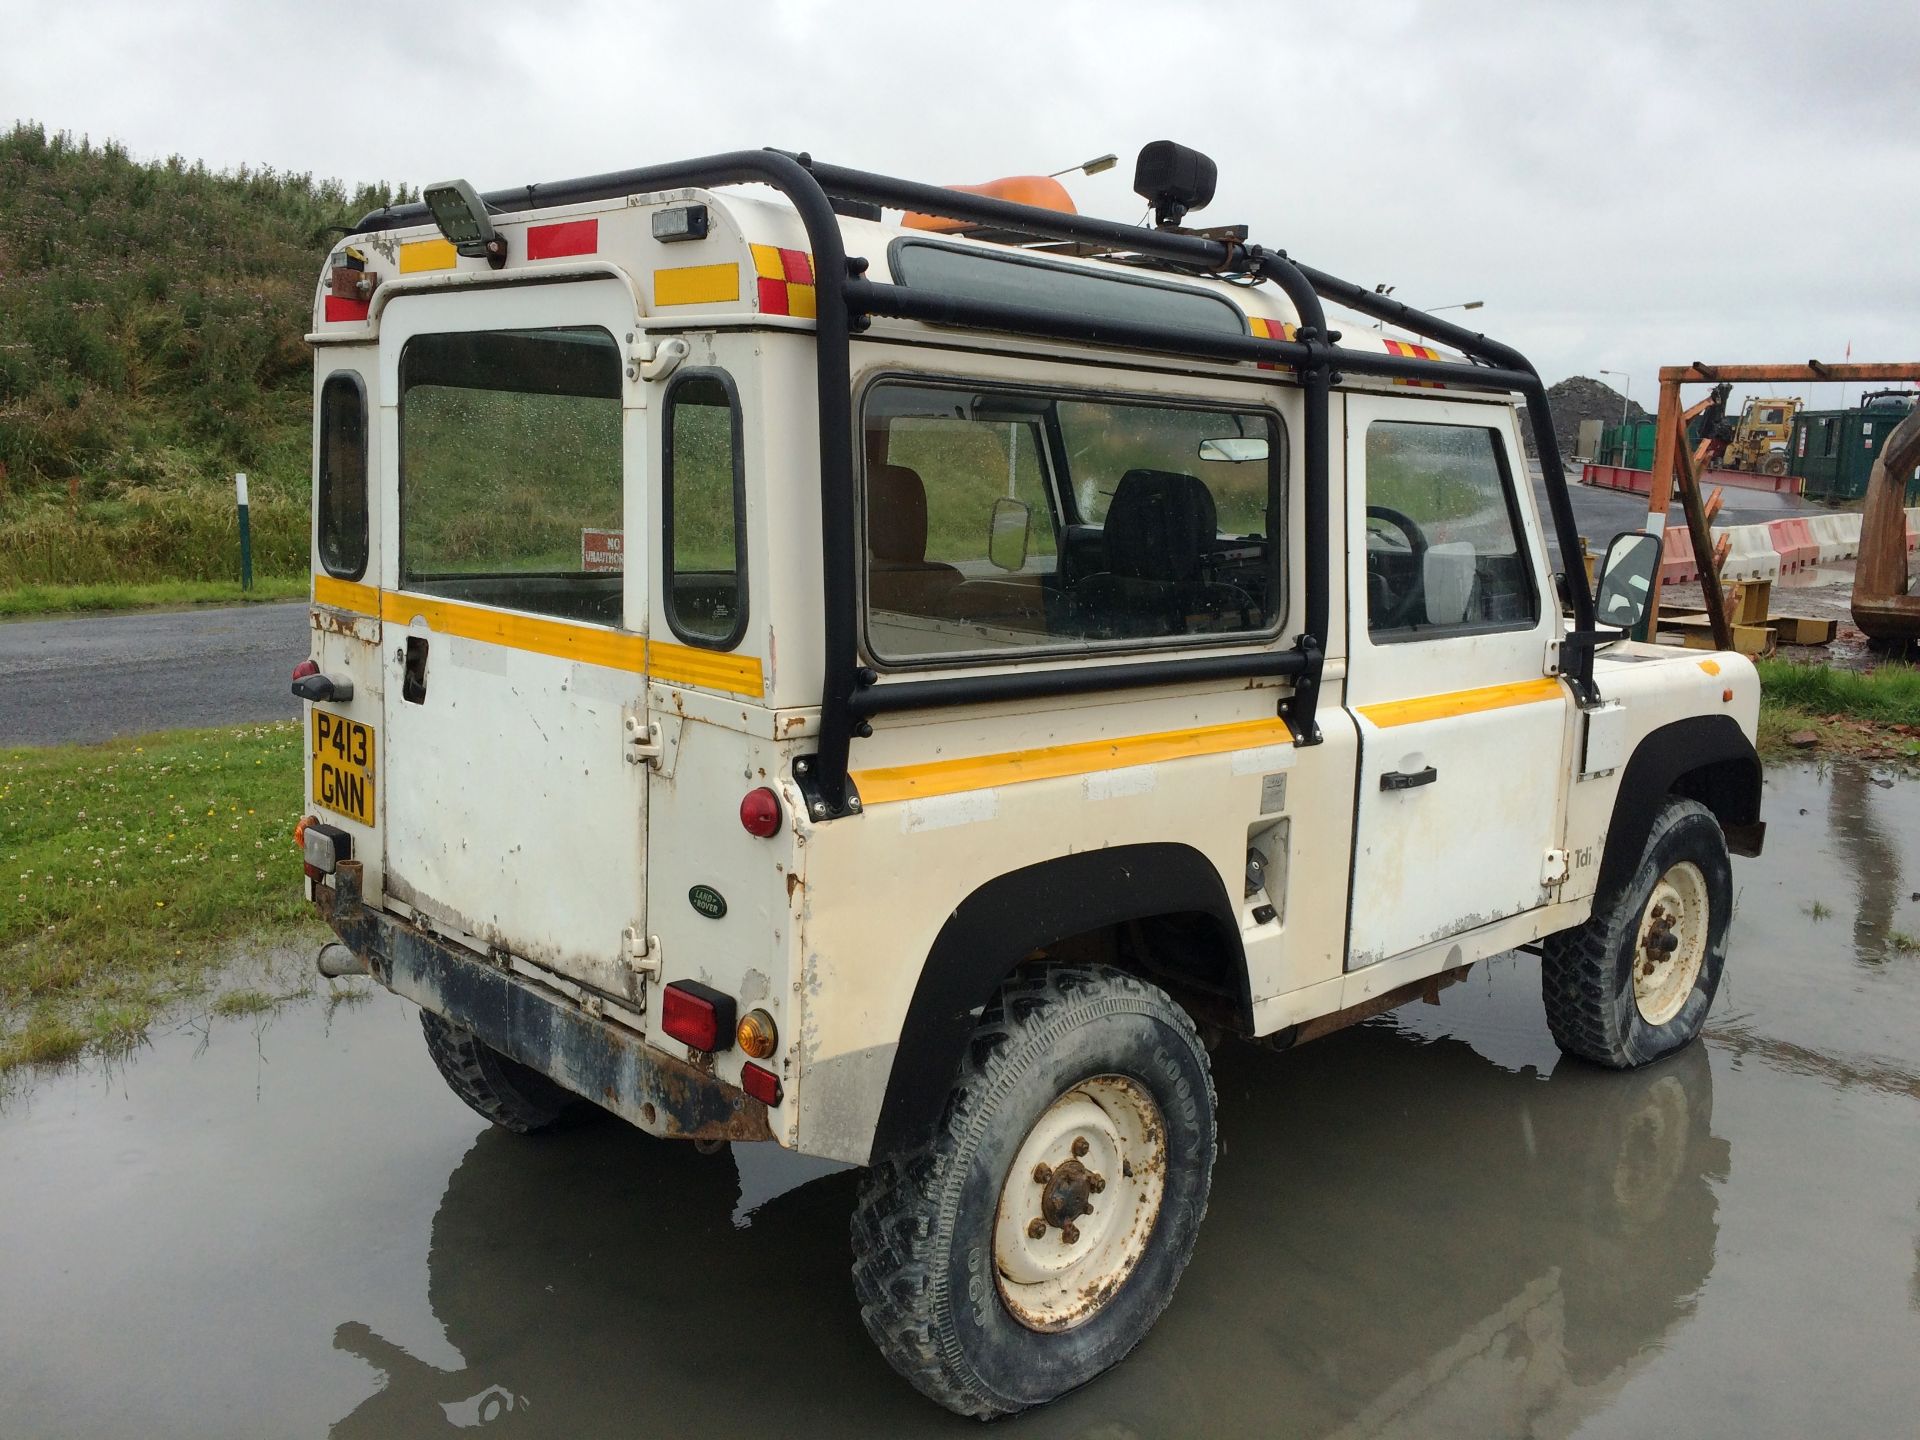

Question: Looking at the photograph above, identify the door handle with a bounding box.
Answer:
[1381,765,1438,791]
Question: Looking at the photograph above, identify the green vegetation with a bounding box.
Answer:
[1756,658,1920,759]
[0,575,306,618]
[1806,900,1833,921]
[0,721,324,1071]
[0,122,408,592]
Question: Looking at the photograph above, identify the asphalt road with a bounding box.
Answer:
[0,478,1824,747]
[0,602,306,747]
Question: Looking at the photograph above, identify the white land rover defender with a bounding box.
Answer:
[298,143,1763,1418]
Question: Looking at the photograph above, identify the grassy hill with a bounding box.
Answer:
[0,122,408,588]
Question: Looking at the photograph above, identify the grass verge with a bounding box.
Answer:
[0,721,323,1071]
[1757,658,1920,760]
[0,575,306,618]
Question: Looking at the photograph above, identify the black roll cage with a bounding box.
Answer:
[354,148,1600,817]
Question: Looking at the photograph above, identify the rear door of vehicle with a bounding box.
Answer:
[376,279,650,999]
[1342,394,1571,968]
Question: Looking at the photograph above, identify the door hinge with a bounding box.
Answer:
[624,710,663,766]
[1542,638,1564,677]
[624,925,661,996]
[1541,848,1570,886]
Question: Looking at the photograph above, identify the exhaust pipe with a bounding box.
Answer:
[317,942,369,979]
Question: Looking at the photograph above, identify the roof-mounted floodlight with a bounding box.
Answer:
[1132,141,1217,229]
[422,179,507,269]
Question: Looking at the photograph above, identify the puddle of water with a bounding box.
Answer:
[3,761,1919,1438]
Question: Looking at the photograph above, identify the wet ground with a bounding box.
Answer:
[4,759,1919,1439]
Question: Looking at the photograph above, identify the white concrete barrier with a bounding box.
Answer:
[1907,506,1920,551]
[1719,522,1782,582]
[1806,512,1861,563]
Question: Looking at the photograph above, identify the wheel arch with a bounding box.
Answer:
[868,842,1246,1160]
[1597,715,1763,898]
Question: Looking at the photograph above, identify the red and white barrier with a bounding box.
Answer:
[1766,517,1818,572]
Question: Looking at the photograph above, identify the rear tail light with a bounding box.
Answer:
[741,1062,782,1107]
[736,1009,777,1059]
[292,659,319,681]
[739,786,782,838]
[301,820,352,880]
[661,981,735,1053]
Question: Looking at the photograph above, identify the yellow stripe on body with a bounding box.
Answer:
[399,238,457,273]
[313,575,381,614]
[1357,677,1564,729]
[851,717,1294,806]
[654,263,740,306]
[310,578,762,694]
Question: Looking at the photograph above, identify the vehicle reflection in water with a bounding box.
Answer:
[330,1008,1726,1439]
[1825,761,1904,964]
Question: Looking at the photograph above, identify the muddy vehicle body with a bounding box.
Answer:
[299,144,1763,1416]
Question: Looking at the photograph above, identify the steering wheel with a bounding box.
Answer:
[1364,504,1431,629]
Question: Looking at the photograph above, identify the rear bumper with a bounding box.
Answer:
[316,861,773,1144]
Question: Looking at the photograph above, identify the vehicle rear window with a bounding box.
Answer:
[317,373,368,580]
[398,327,624,626]
[890,240,1247,338]
[663,370,747,648]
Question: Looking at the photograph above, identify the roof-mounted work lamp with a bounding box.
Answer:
[423,179,507,268]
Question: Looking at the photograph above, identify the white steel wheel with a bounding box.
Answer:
[1632,862,1709,1026]
[992,1075,1166,1332]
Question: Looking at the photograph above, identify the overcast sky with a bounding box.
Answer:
[6,0,1916,408]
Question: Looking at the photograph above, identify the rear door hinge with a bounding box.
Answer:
[1541,848,1570,886]
[624,925,661,999]
[623,708,663,767]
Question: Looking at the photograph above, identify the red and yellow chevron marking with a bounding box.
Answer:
[751,244,816,318]
[1383,337,1445,387]
[1249,314,1296,371]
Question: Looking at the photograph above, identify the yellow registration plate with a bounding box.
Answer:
[311,711,376,826]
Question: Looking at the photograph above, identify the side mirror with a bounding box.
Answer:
[987,497,1032,573]
[1594,530,1660,632]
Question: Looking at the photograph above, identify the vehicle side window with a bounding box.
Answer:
[863,380,1284,664]
[664,370,747,648]
[318,373,368,580]
[1364,421,1537,639]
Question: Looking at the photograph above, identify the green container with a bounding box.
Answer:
[1790,393,1919,502]
[1596,419,1654,471]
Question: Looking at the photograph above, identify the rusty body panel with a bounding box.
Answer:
[318,863,772,1144]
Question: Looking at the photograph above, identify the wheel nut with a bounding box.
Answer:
[1061,1222,1080,1244]
[1027,1218,1047,1239]
[1088,1173,1106,1193]
[1071,1136,1089,1158]
[1032,1163,1053,1185]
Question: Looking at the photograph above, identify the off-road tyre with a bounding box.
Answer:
[420,1011,583,1134]
[851,964,1216,1418]
[1543,798,1731,1068]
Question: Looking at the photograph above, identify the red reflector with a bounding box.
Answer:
[323,295,369,323]
[740,787,781,838]
[741,1062,782,1107]
[661,981,734,1053]
[526,218,598,260]
[757,274,790,315]
[292,659,319,681]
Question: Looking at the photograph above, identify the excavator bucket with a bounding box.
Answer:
[1850,408,1920,642]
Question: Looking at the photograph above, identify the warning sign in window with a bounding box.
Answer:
[581,528,625,572]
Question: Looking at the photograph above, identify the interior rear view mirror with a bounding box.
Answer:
[1594,530,1660,632]
[988,497,1032,572]
[1198,436,1268,463]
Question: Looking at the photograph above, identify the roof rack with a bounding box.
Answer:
[354,148,1597,818]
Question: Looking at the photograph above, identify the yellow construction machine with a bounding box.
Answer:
[1719,396,1800,475]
